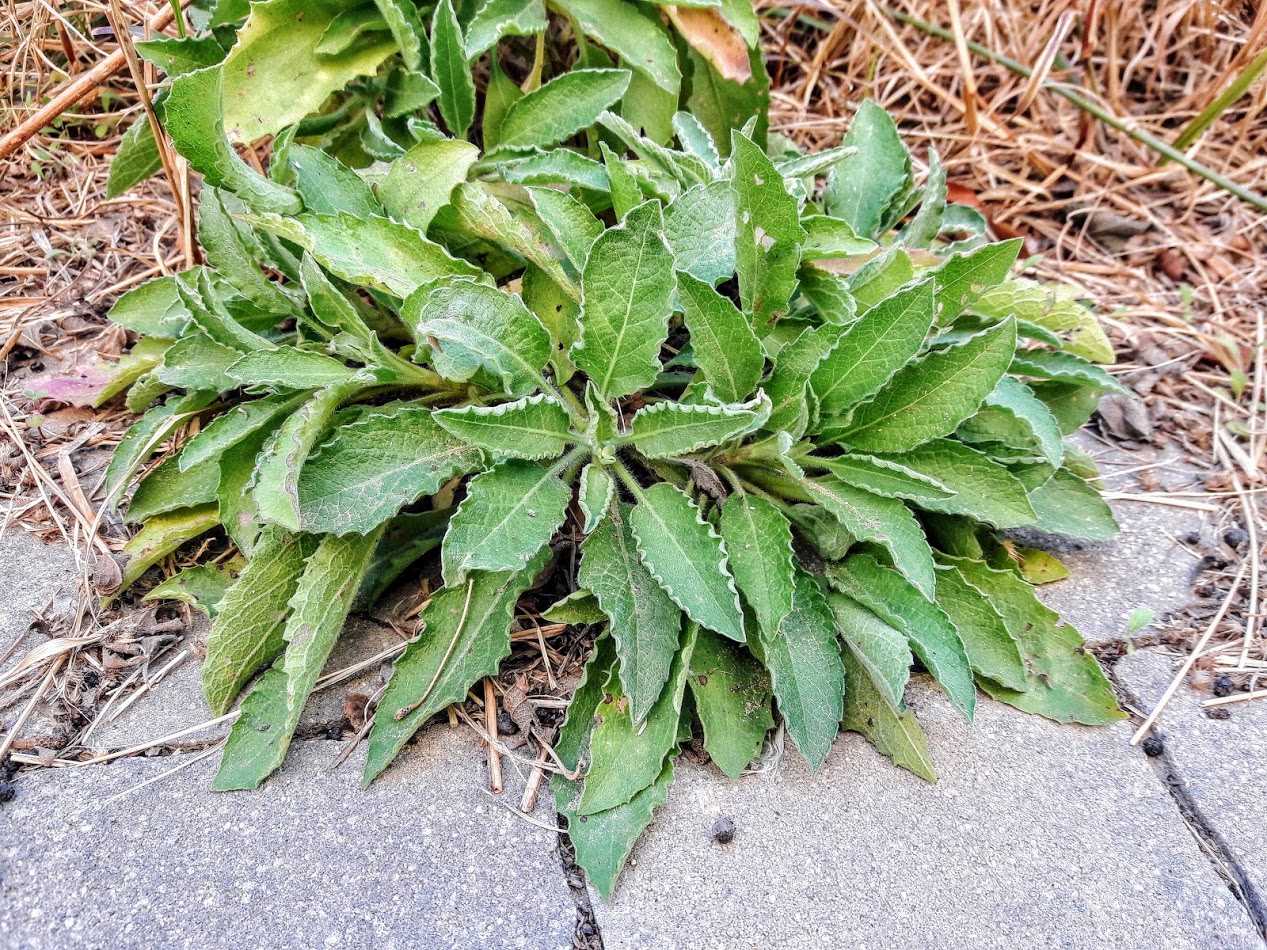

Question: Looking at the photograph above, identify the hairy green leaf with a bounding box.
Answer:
[799,476,936,599]
[214,528,382,790]
[433,394,573,460]
[719,490,795,638]
[829,593,912,712]
[572,201,676,400]
[497,69,632,150]
[677,271,762,403]
[824,99,909,238]
[932,565,1026,692]
[834,318,1018,452]
[826,554,975,721]
[631,483,745,642]
[407,279,552,396]
[1025,468,1119,541]
[689,628,774,779]
[628,397,764,459]
[752,569,844,770]
[876,439,1036,529]
[379,139,480,232]
[811,278,936,420]
[442,458,572,585]
[841,648,935,780]
[943,556,1124,725]
[732,131,805,330]
[580,506,683,725]
[202,528,319,714]
[298,403,485,535]
[432,0,476,137]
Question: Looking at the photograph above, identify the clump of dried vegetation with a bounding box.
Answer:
[1,0,1263,778]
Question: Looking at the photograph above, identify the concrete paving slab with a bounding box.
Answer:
[1117,649,1267,929]
[87,616,405,750]
[591,680,1263,950]
[2,730,576,949]
[0,529,80,667]
[1034,441,1207,645]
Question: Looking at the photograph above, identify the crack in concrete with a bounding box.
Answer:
[555,818,604,949]
[1109,662,1267,943]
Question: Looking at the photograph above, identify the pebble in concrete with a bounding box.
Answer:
[592,681,1263,949]
[1,731,577,949]
[1117,649,1267,931]
[592,467,1262,948]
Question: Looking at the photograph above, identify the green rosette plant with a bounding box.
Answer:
[108,0,766,196]
[103,3,1129,898]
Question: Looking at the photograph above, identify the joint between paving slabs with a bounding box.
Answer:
[1108,659,1267,940]
[555,822,604,949]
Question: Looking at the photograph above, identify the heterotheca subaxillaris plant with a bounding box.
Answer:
[101,0,1127,897]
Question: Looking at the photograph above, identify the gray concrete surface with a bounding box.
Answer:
[87,617,406,750]
[1,730,576,950]
[592,679,1263,949]
[1034,439,1207,645]
[0,529,81,665]
[1118,649,1267,928]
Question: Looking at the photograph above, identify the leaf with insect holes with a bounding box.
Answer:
[220,0,395,143]
[406,279,552,397]
[572,201,676,400]
[719,490,795,639]
[631,483,745,642]
[433,394,574,461]
[841,648,936,781]
[688,629,773,779]
[731,132,805,330]
[364,549,549,785]
[496,69,632,151]
[214,527,382,790]
[826,554,975,721]
[875,439,1036,529]
[379,139,480,233]
[942,556,1124,725]
[833,318,1018,453]
[579,624,695,814]
[810,278,936,422]
[441,459,572,586]
[750,569,844,771]
[677,271,762,403]
[662,181,736,288]
[824,99,910,239]
[431,0,476,137]
[202,528,319,715]
[628,395,766,459]
[798,476,936,600]
[297,403,485,535]
[580,506,683,725]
